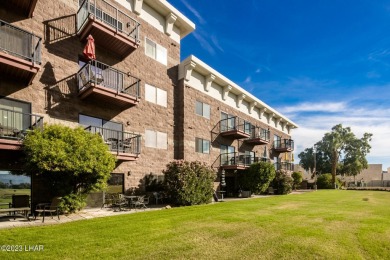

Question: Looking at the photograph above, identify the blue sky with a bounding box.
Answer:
[168,0,390,170]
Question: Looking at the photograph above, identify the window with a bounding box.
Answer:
[145,84,167,107]
[195,138,210,154]
[145,130,167,149]
[0,171,31,205]
[0,98,31,134]
[145,38,167,65]
[107,173,124,194]
[274,134,281,148]
[79,114,123,143]
[195,101,210,119]
[220,145,235,165]
[220,112,235,131]
[244,121,252,134]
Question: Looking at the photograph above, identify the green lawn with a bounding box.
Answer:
[1,190,390,259]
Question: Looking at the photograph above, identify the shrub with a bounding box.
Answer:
[291,172,303,190]
[163,161,216,206]
[23,124,116,212]
[239,162,276,194]
[59,193,87,213]
[316,173,342,189]
[272,170,293,195]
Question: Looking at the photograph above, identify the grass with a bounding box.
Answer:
[1,190,390,259]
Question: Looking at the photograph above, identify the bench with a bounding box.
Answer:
[0,207,31,221]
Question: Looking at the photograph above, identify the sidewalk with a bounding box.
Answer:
[0,205,165,229]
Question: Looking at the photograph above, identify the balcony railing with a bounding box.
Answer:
[246,127,270,144]
[274,139,294,152]
[219,116,251,139]
[0,19,41,64]
[0,108,43,150]
[77,60,140,106]
[220,152,257,169]
[85,126,141,157]
[274,162,294,171]
[77,0,140,57]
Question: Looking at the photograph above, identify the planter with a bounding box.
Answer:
[241,190,251,198]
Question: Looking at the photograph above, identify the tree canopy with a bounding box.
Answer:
[23,124,116,211]
[298,124,372,187]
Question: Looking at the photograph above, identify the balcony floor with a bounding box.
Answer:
[79,83,139,108]
[220,164,248,170]
[0,51,40,85]
[245,138,269,145]
[78,16,139,59]
[111,151,139,161]
[0,138,22,151]
[220,130,251,139]
[274,147,293,153]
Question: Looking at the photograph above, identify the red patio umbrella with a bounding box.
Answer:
[83,34,96,60]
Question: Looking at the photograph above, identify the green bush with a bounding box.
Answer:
[316,173,342,189]
[163,160,216,206]
[23,124,116,213]
[291,172,303,190]
[272,170,293,195]
[59,193,87,213]
[239,162,276,194]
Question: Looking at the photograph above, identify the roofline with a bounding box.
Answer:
[179,55,299,129]
[144,0,195,39]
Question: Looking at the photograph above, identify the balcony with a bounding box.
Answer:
[275,162,294,171]
[220,152,257,170]
[0,108,43,150]
[219,116,251,139]
[77,0,140,59]
[274,139,294,152]
[1,0,38,18]
[0,20,41,85]
[245,127,270,145]
[77,60,140,108]
[85,126,141,161]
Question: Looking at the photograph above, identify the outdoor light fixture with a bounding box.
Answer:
[221,169,226,188]
[127,171,132,176]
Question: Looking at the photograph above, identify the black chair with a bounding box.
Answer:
[35,197,62,223]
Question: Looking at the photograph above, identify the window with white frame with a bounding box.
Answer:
[145,38,167,65]
[195,138,210,154]
[145,129,167,149]
[195,101,210,119]
[145,84,167,107]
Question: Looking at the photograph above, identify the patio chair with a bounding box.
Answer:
[133,196,149,210]
[112,194,127,211]
[101,193,114,209]
[34,197,62,223]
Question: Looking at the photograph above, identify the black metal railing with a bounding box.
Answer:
[0,108,43,140]
[0,19,41,64]
[274,139,294,151]
[77,0,140,43]
[219,116,252,134]
[250,127,270,141]
[274,161,294,171]
[77,60,140,99]
[85,125,141,154]
[220,152,257,167]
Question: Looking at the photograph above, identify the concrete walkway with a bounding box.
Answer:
[0,190,312,230]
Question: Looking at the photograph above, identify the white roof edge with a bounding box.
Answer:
[179,55,299,129]
[144,0,195,38]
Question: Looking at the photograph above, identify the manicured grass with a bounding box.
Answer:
[1,190,390,259]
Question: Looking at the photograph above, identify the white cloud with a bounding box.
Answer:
[181,0,206,25]
[192,31,216,55]
[210,35,224,52]
[280,102,346,113]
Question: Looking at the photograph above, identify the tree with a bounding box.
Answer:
[291,172,303,190]
[238,162,276,194]
[298,147,331,176]
[299,124,372,188]
[23,124,116,212]
[163,160,216,206]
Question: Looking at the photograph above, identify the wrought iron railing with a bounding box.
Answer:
[85,125,141,154]
[77,60,140,99]
[250,127,270,141]
[0,108,43,140]
[219,116,252,135]
[274,139,294,151]
[77,0,140,43]
[220,152,257,167]
[274,162,294,171]
[0,20,41,64]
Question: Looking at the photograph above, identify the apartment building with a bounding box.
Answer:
[177,56,298,195]
[0,0,194,204]
[0,0,297,203]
